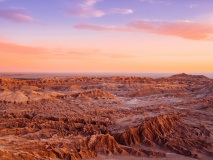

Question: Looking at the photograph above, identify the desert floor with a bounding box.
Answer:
[0,73,212,160]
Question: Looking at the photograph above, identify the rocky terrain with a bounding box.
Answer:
[0,73,212,160]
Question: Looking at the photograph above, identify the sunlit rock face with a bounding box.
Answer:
[0,74,212,160]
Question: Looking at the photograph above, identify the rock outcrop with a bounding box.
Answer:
[114,113,212,158]
[73,89,115,99]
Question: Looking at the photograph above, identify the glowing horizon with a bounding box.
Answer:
[0,0,213,73]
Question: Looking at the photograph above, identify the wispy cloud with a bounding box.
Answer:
[67,0,105,17]
[140,0,170,5]
[67,8,105,17]
[109,8,133,15]
[66,0,133,17]
[82,0,99,7]
[128,20,213,40]
[74,19,213,40]
[0,39,47,55]
[0,39,93,59]
[73,23,134,32]
[0,39,92,59]
[0,9,33,23]
[0,38,134,60]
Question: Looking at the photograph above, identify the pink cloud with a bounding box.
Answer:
[0,39,92,60]
[73,23,134,32]
[0,40,46,55]
[0,9,33,23]
[128,20,213,40]
[74,19,213,40]
[109,8,133,15]
[67,8,105,17]
[67,0,133,17]
[140,0,170,5]
[67,0,105,17]
[82,0,100,7]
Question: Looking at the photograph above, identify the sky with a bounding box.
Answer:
[0,0,213,73]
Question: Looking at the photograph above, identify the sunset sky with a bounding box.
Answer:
[0,0,213,73]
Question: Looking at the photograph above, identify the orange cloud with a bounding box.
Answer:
[0,38,212,73]
[128,20,213,40]
[74,19,213,40]
[0,40,46,55]
[0,40,95,59]
[0,38,134,60]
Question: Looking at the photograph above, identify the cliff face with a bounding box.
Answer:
[114,113,212,158]
[115,114,179,146]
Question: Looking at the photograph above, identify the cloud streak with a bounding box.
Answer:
[67,8,105,17]
[74,23,134,32]
[0,38,133,60]
[140,0,170,5]
[0,9,33,23]
[82,0,100,7]
[67,0,104,17]
[74,19,213,40]
[67,0,133,17]
[0,39,47,55]
[109,8,133,15]
[0,39,96,60]
[128,20,213,40]
[141,0,161,3]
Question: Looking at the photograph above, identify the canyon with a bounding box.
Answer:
[0,73,212,160]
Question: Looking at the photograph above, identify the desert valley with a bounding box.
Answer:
[1,0,213,159]
[0,73,212,160]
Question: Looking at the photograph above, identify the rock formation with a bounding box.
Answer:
[0,73,212,159]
